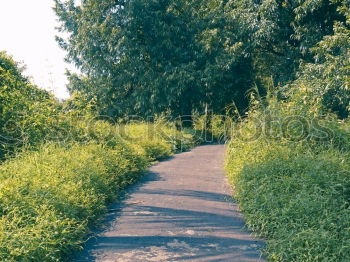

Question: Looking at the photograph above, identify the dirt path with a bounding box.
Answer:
[75,145,265,262]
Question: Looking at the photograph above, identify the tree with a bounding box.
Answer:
[229,0,347,85]
[286,0,350,118]
[54,0,256,118]
[55,0,348,118]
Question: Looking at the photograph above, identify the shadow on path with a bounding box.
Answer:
[74,145,265,262]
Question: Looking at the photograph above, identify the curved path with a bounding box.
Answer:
[76,145,265,262]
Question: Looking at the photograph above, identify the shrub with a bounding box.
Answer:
[0,142,147,261]
[1,51,199,262]
[192,114,232,143]
[121,122,197,161]
[0,52,59,159]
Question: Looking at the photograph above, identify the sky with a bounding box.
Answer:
[0,0,75,99]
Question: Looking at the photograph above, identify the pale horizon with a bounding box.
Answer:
[0,0,76,99]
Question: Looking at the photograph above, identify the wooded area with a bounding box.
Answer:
[1,0,350,261]
[54,0,350,118]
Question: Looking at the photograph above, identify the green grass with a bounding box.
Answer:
[0,121,198,261]
[121,122,195,160]
[225,122,350,261]
[0,142,146,261]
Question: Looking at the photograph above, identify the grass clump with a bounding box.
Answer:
[225,92,350,261]
[0,143,147,261]
[226,141,350,261]
[121,122,197,161]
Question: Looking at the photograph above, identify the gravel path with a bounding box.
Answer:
[75,145,265,262]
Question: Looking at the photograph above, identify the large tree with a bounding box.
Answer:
[54,0,255,118]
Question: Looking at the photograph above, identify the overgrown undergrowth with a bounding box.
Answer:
[225,95,350,261]
[0,122,197,261]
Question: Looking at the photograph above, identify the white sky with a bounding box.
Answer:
[0,0,76,99]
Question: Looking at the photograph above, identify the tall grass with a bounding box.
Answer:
[0,121,198,261]
[225,92,350,261]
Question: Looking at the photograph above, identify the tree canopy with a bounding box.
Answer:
[54,0,350,118]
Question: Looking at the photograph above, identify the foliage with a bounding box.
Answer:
[0,52,60,159]
[54,0,256,117]
[226,139,350,261]
[192,113,233,143]
[54,0,349,118]
[231,0,347,84]
[286,0,350,118]
[0,118,197,261]
[0,54,198,261]
[224,3,350,257]
[122,121,196,160]
[225,88,350,261]
[2,0,350,261]
[0,143,147,261]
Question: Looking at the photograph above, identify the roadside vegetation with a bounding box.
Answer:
[225,94,350,261]
[0,52,198,261]
[1,0,350,260]
[225,2,350,260]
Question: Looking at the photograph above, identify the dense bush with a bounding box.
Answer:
[225,89,350,261]
[0,55,196,161]
[286,18,350,118]
[0,52,59,159]
[192,114,233,143]
[121,121,196,160]
[225,4,350,249]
